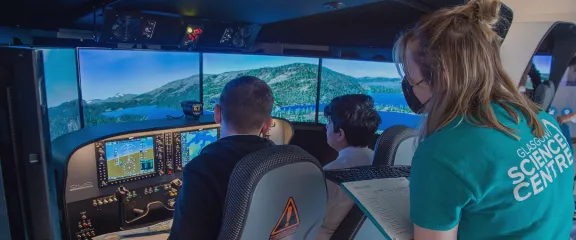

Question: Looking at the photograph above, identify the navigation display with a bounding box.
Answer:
[180,128,218,166]
[105,136,156,181]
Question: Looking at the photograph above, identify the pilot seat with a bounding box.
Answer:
[372,125,418,166]
[218,145,327,240]
[325,124,417,240]
[261,117,295,145]
[533,80,556,111]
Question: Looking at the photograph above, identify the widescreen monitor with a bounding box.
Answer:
[78,49,201,126]
[41,48,81,140]
[319,59,421,131]
[525,55,553,90]
[533,55,552,80]
[202,53,320,122]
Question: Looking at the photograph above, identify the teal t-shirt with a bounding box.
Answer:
[410,104,575,240]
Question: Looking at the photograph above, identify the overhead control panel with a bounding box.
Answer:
[51,119,220,240]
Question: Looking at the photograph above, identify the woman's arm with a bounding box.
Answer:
[414,224,458,240]
[410,153,474,240]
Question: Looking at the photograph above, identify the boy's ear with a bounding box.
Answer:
[214,104,222,124]
[337,128,346,142]
[261,117,273,134]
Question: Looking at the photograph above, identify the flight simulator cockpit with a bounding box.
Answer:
[3,0,576,239]
[52,115,294,239]
[53,119,220,239]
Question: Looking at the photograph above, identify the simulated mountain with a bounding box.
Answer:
[47,62,403,135]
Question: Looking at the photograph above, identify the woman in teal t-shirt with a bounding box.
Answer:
[394,0,575,239]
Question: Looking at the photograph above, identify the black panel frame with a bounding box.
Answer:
[0,47,63,239]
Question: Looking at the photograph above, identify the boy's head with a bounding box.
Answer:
[214,76,274,135]
[324,94,381,151]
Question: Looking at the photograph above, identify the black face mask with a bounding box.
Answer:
[402,77,428,114]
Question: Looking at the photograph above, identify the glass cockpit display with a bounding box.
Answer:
[104,136,156,181]
[180,128,219,166]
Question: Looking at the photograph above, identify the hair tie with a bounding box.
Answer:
[473,1,481,23]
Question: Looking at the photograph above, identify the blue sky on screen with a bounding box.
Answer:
[79,49,200,100]
[203,53,319,74]
[533,55,552,74]
[42,49,79,107]
[322,59,401,78]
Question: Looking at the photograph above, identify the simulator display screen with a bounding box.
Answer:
[319,59,422,131]
[42,48,81,141]
[78,49,201,127]
[533,55,552,80]
[105,136,155,181]
[526,55,552,90]
[203,53,319,122]
[181,128,218,166]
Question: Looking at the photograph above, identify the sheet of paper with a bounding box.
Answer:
[342,178,413,240]
[92,219,172,240]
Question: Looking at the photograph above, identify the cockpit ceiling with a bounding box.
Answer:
[0,0,512,48]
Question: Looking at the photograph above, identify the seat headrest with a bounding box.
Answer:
[533,81,556,111]
[218,145,326,240]
[372,125,417,166]
[261,117,295,145]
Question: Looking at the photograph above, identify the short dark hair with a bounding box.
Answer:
[324,94,381,147]
[219,76,274,132]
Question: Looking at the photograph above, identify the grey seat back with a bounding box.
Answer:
[533,80,556,111]
[372,125,417,166]
[218,145,327,240]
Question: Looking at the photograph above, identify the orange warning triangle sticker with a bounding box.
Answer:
[270,197,300,238]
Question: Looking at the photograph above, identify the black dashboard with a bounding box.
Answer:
[51,117,220,240]
[51,116,293,240]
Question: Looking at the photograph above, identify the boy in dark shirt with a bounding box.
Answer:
[169,76,275,239]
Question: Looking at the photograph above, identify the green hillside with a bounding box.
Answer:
[47,62,406,136]
[47,100,81,140]
[203,63,319,111]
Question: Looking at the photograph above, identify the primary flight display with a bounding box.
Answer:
[104,136,156,181]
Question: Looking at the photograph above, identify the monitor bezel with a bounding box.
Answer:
[95,134,160,188]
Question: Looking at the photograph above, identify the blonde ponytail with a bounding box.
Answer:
[394,0,545,141]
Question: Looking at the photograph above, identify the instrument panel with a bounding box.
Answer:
[56,123,220,240]
[94,127,219,187]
